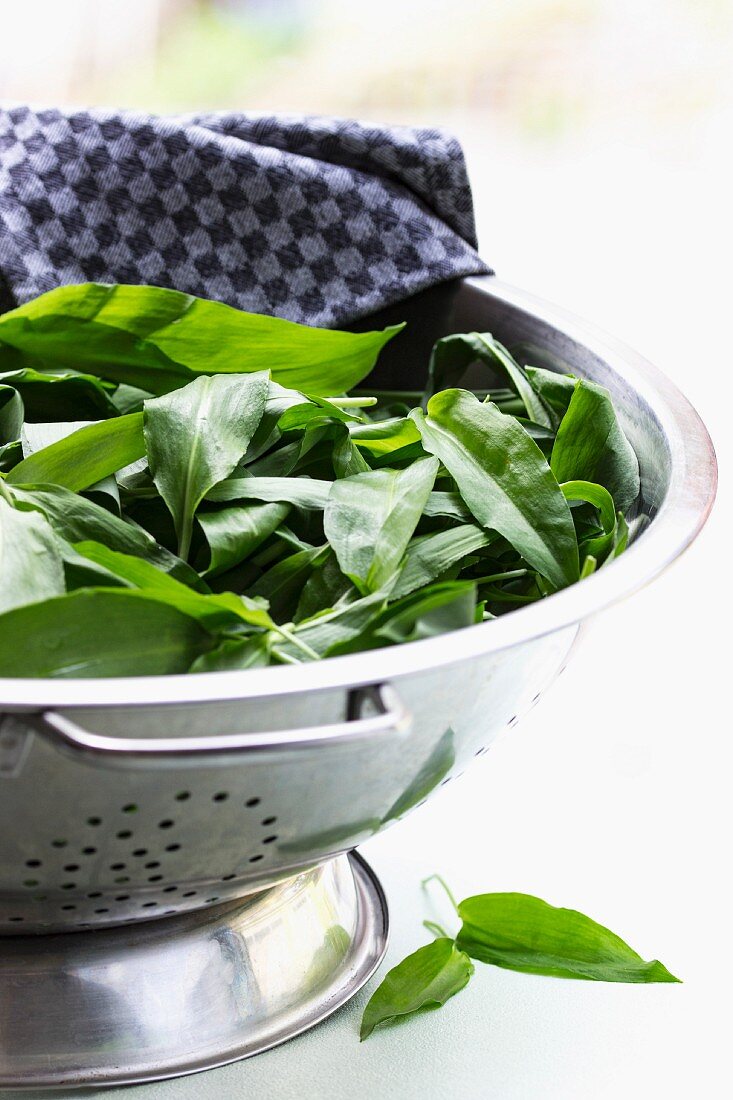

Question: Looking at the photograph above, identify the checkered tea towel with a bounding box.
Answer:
[0,105,490,325]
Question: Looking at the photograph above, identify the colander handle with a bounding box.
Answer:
[27,683,411,768]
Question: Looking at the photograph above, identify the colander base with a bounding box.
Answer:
[0,851,388,1089]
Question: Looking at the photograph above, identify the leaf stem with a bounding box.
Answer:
[273,624,321,661]
[423,919,451,939]
[422,874,460,915]
[327,396,378,408]
[0,477,14,505]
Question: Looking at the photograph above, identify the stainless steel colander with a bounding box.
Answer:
[0,276,717,937]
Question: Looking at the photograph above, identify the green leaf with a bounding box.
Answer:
[0,590,212,678]
[0,384,24,444]
[208,475,331,510]
[360,938,474,1040]
[0,283,402,396]
[6,413,145,491]
[411,391,579,589]
[198,501,291,577]
[9,484,202,586]
[456,893,680,983]
[348,415,421,456]
[274,592,386,661]
[428,332,554,428]
[144,372,269,559]
[0,366,119,420]
[0,496,65,613]
[551,379,640,513]
[249,543,329,621]
[190,634,272,672]
[324,457,439,593]
[73,541,274,631]
[392,524,496,598]
[21,421,121,512]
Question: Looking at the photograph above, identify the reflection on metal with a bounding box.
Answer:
[0,853,388,1089]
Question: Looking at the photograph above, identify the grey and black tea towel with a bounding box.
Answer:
[0,105,489,325]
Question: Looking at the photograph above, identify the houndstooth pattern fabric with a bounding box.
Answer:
[0,105,490,325]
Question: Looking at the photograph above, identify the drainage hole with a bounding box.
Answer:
[261,816,277,826]
[141,901,158,908]
[221,874,236,881]
[115,895,130,902]
[25,859,42,868]
[212,792,228,802]
[245,797,260,808]
[63,864,80,872]
[81,847,97,856]
[86,816,102,826]
[158,819,174,829]
[8,916,23,922]
[249,854,264,863]
[61,904,76,911]
[175,791,191,802]
[165,843,181,852]
[114,876,131,884]
[23,879,39,888]
[110,863,126,871]
[51,839,68,849]
[122,804,138,814]
[144,861,160,869]
[87,891,103,899]
[182,890,197,898]
[262,836,278,845]
[163,885,178,893]
[61,883,77,890]
[148,875,163,883]
[116,830,133,840]
[132,849,148,857]
[206,897,219,904]
[94,908,109,914]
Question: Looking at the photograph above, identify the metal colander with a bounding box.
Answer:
[0,276,717,937]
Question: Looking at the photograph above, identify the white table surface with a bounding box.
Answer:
[5,130,729,1100]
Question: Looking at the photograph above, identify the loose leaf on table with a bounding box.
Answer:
[0,496,65,613]
[360,938,474,1041]
[391,524,496,598]
[73,541,275,632]
[427,332,554,428]
[198,501,291,577]
[411,390,579,589]
[144,372,269,559]
[550,379,640,513]
[6,413,146,491]
[456,893,680,983]
[324,457,439,594]
[0,590,213,678]
[0,283,403,395]
[9,484,203,586]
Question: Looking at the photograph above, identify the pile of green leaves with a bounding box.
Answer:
[0,284,639,678]
[360,876,679,1040]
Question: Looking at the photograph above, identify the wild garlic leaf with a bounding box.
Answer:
[7,413,146,491]
[10,484,201,586]
[0,384,24,444]
[392,524,496,598]
[551,379,640,513]
[428,332,554,428]
[144,372,270,559]
[360,938,474,1041]
[0,590,212,678]
[250,544,330,622]
[273,592,386,662]
[411,390,579,589]
[198,501,291,577]
[0,366,119,420]
[0,283,402,396]
[207,475,331,510]
[0,496,65,613]
[21,421,121,512]
[456,893,680,983]
[190,634,272,673]
[324,457,439,594]
[73,541,274,632]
